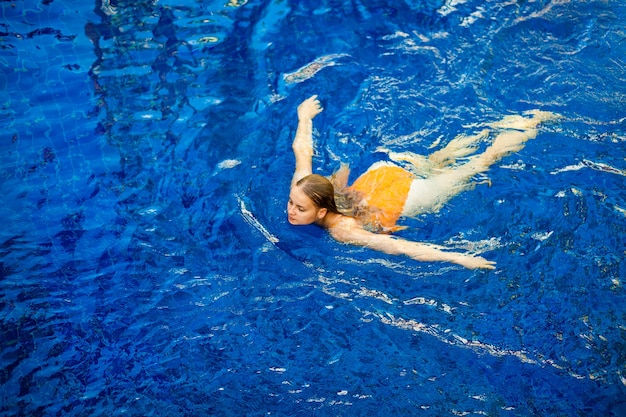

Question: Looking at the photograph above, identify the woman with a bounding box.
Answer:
[288,95,556,270]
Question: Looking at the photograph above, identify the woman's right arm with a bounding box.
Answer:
[330,223,496,270]
[291,95,323,188]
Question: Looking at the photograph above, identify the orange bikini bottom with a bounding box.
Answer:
[347,163,414,232]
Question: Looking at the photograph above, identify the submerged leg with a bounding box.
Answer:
[427,129,490,167]
[402,110,558,216]
[383,150,433,177]
[487,110,559,130]
[380,129,489,177]
[482,110,559,161]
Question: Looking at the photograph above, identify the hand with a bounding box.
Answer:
[297,95,323,121]
[460,255,496,270]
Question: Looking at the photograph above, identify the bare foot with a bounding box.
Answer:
[489,110,560,130]
[486,130,536,159]
[381,149,434,176]
[429,129,490,166]
[523,109,562,123]
[488,114,537,130]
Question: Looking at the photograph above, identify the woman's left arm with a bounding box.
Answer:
[330,225,496,270]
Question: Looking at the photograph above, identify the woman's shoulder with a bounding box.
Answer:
[327,215,370,241]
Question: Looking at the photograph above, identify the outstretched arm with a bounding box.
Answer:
[329,222,496,270]
[291,95,324,188]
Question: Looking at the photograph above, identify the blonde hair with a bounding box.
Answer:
[296,174,340,214]
[330,166,379,229]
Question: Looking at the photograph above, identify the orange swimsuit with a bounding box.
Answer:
[347,164,415,232]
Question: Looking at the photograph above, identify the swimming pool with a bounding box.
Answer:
[1,0,625,415]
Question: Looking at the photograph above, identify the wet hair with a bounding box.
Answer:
[296,174,341,214]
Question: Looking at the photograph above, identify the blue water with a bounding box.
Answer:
[1,0,625,416]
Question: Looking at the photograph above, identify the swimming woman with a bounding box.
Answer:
[288,95,557,270]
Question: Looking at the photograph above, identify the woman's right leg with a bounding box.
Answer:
[427,129,490,167]
[383,129,489,175]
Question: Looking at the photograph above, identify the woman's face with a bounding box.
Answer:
[287,186,323,226]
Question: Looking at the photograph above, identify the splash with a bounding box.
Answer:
[552,159,625,176]
[238,196,279,244]
[372,311,590,380]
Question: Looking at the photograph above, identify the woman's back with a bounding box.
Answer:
[344,162,414,233]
